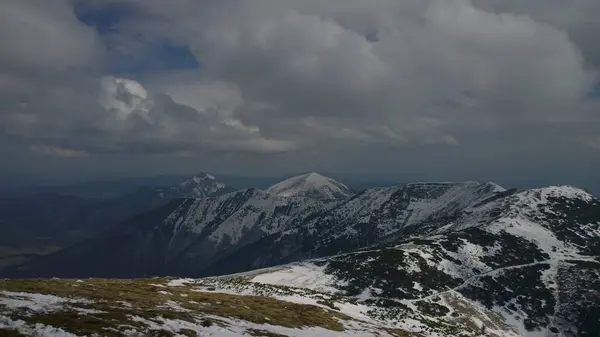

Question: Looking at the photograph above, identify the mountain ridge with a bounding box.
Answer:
[4,178,513,278]
[1,178,599,336]
[194,185,600,336]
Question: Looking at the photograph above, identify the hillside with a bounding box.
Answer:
[219,186,600,336]
[0,185,599,336]
[0,277,413,337]
[3,179,506,278]
[0,173,231,271]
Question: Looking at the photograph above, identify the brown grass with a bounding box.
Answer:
[385,328,425,337]
[0,328,27,337]
[0,278,349,336]
[247,329,289,336]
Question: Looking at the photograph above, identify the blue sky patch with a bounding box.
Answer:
[75,1,199,74]
[588,81,600,99]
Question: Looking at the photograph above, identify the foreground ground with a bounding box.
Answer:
[0,277,422,337]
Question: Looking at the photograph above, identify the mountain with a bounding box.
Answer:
[0,193,96,248]
[266,172,354,200]
[218,185,599,336]
[1,185,598,336]
[151,172,231,199]
[4,187,331,277]
[0,173,230,270]
[84,172,232,229]
[5,179,507,278]
[201,181,510,275]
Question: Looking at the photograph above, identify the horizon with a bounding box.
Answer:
[3,169,598,197]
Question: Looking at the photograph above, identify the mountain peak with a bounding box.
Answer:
[154,172,227,199]
[537,185,595,201]
[180,172,216,187]
[266,172,353,200]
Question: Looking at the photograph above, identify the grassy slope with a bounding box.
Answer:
[0,278,418,337]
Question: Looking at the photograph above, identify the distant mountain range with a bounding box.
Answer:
[1,172,599,336]
[8,173,596,279]
[0,173,232,253]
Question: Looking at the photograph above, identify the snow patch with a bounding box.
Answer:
[0,291,91,313]
[267,172,353,200]
[249,263,343,294]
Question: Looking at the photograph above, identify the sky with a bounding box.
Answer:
[0,0,599,190]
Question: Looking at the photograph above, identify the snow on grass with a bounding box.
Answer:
[249,263,343,294]
[0,315,79,337]
[167,278,195,287]
[490,216,578,258]
[0,291,91,314]
[188,281,380,328]
[356,288,372,301]
[413,282,423,292]
[197,315,391,337]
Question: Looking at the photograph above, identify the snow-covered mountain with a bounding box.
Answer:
[5,185,332,277]
[2,182,599,336]
[197,185,600,337]
[203,181,512,275]
[5,179,508,278]
[266,172,354,200]
[152,172,230,199]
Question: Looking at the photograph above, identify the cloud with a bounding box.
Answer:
[0,0,100,73]
[133,0,597,146]
[0,0,599,183]
[29,145,90,158]
[473,0,600,69]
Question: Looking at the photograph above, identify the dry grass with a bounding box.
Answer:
[247,329,289,337]
[385,328,425,337]
[0,328,27,337]
[441,292,515,337]
[0,278,349,336]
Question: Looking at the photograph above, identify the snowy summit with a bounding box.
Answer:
[266,172,353,200]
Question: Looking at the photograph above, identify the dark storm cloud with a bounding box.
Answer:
[472,0,600,69]
[0,0,599,184]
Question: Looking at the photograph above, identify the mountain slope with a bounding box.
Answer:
[266,172,354,200]
[201,186,600,336]
[4,180,506,278]
[201,181,510,275]
[38,172,233,243]
[5,188,330,278]
[0,173,232,272]
[0,277,406,337]
[1,185,598,336]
